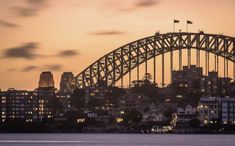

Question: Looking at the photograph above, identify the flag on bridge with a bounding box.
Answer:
[174,19,180,23]
[187,20,193,24]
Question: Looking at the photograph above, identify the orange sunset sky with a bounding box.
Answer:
[0,0,235,90]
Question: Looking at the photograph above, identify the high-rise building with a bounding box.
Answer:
[60,72,74,93]
[172,65,203,85]
[172,65,203,95]
[0,88,58,122]
[0,89,34,122]
[172,65,231,96]
[38,71,55,88]
[200,71,231,96]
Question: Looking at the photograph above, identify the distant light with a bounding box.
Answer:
[77,118,86,123]
[116,118,123,123]
[120,111,125,114]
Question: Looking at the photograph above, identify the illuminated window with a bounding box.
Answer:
[77,118,86,123]
[204,120,208,124]
[120,111,125,114]
[116,118,123,123]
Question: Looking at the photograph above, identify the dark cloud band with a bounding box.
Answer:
[21,64,63,72]
[0,19,19,28]
[57,50,79,57]
[12,7,38,17]
[2,42,39,59]
[21,65,38,72]
[91,31,126,35]
[136,0,159,7]
[12,0,48,17]
[1,42,80,60]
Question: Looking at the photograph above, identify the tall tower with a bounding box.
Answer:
[38,71,55,88]
[60,72,74,93]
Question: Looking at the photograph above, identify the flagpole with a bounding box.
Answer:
[186,22,188,32]
[186,20,192,32]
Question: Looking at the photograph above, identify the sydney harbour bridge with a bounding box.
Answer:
[69,32,235,89]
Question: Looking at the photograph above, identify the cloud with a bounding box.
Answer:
[100,0,160,12]
[0,19,19,28]
[43,64,62,71]
[57,50,79,57]
[136,0,159,7]
[27,0,47,7]
[21,65,38,72]
[1,43,80,60]
[12,7,38,17]
[12,0,48,17]
[2,42,40,59]
[20,64,62,72]
[91,31,126,35]
[7,68,17,72]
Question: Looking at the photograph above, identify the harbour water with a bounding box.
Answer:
[0,134,235,146]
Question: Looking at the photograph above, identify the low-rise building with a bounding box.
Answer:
[119,92,150,112]
[198,97,221,125]
[221,98,235,125]
[176,105,197,127]
[198,96,235,126]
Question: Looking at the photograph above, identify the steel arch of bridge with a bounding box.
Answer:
[70,32,235,89]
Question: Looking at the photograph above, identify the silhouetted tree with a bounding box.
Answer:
[189,118,200,128]
[124,109,142,125]
[131,78,159,102]
[87,98,105,109]
[108,86,126,104]
[70,88,86,108]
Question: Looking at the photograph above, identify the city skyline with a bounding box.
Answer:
[1,0,235,90]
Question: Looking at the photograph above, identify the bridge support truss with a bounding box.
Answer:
[70,32,235,89]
